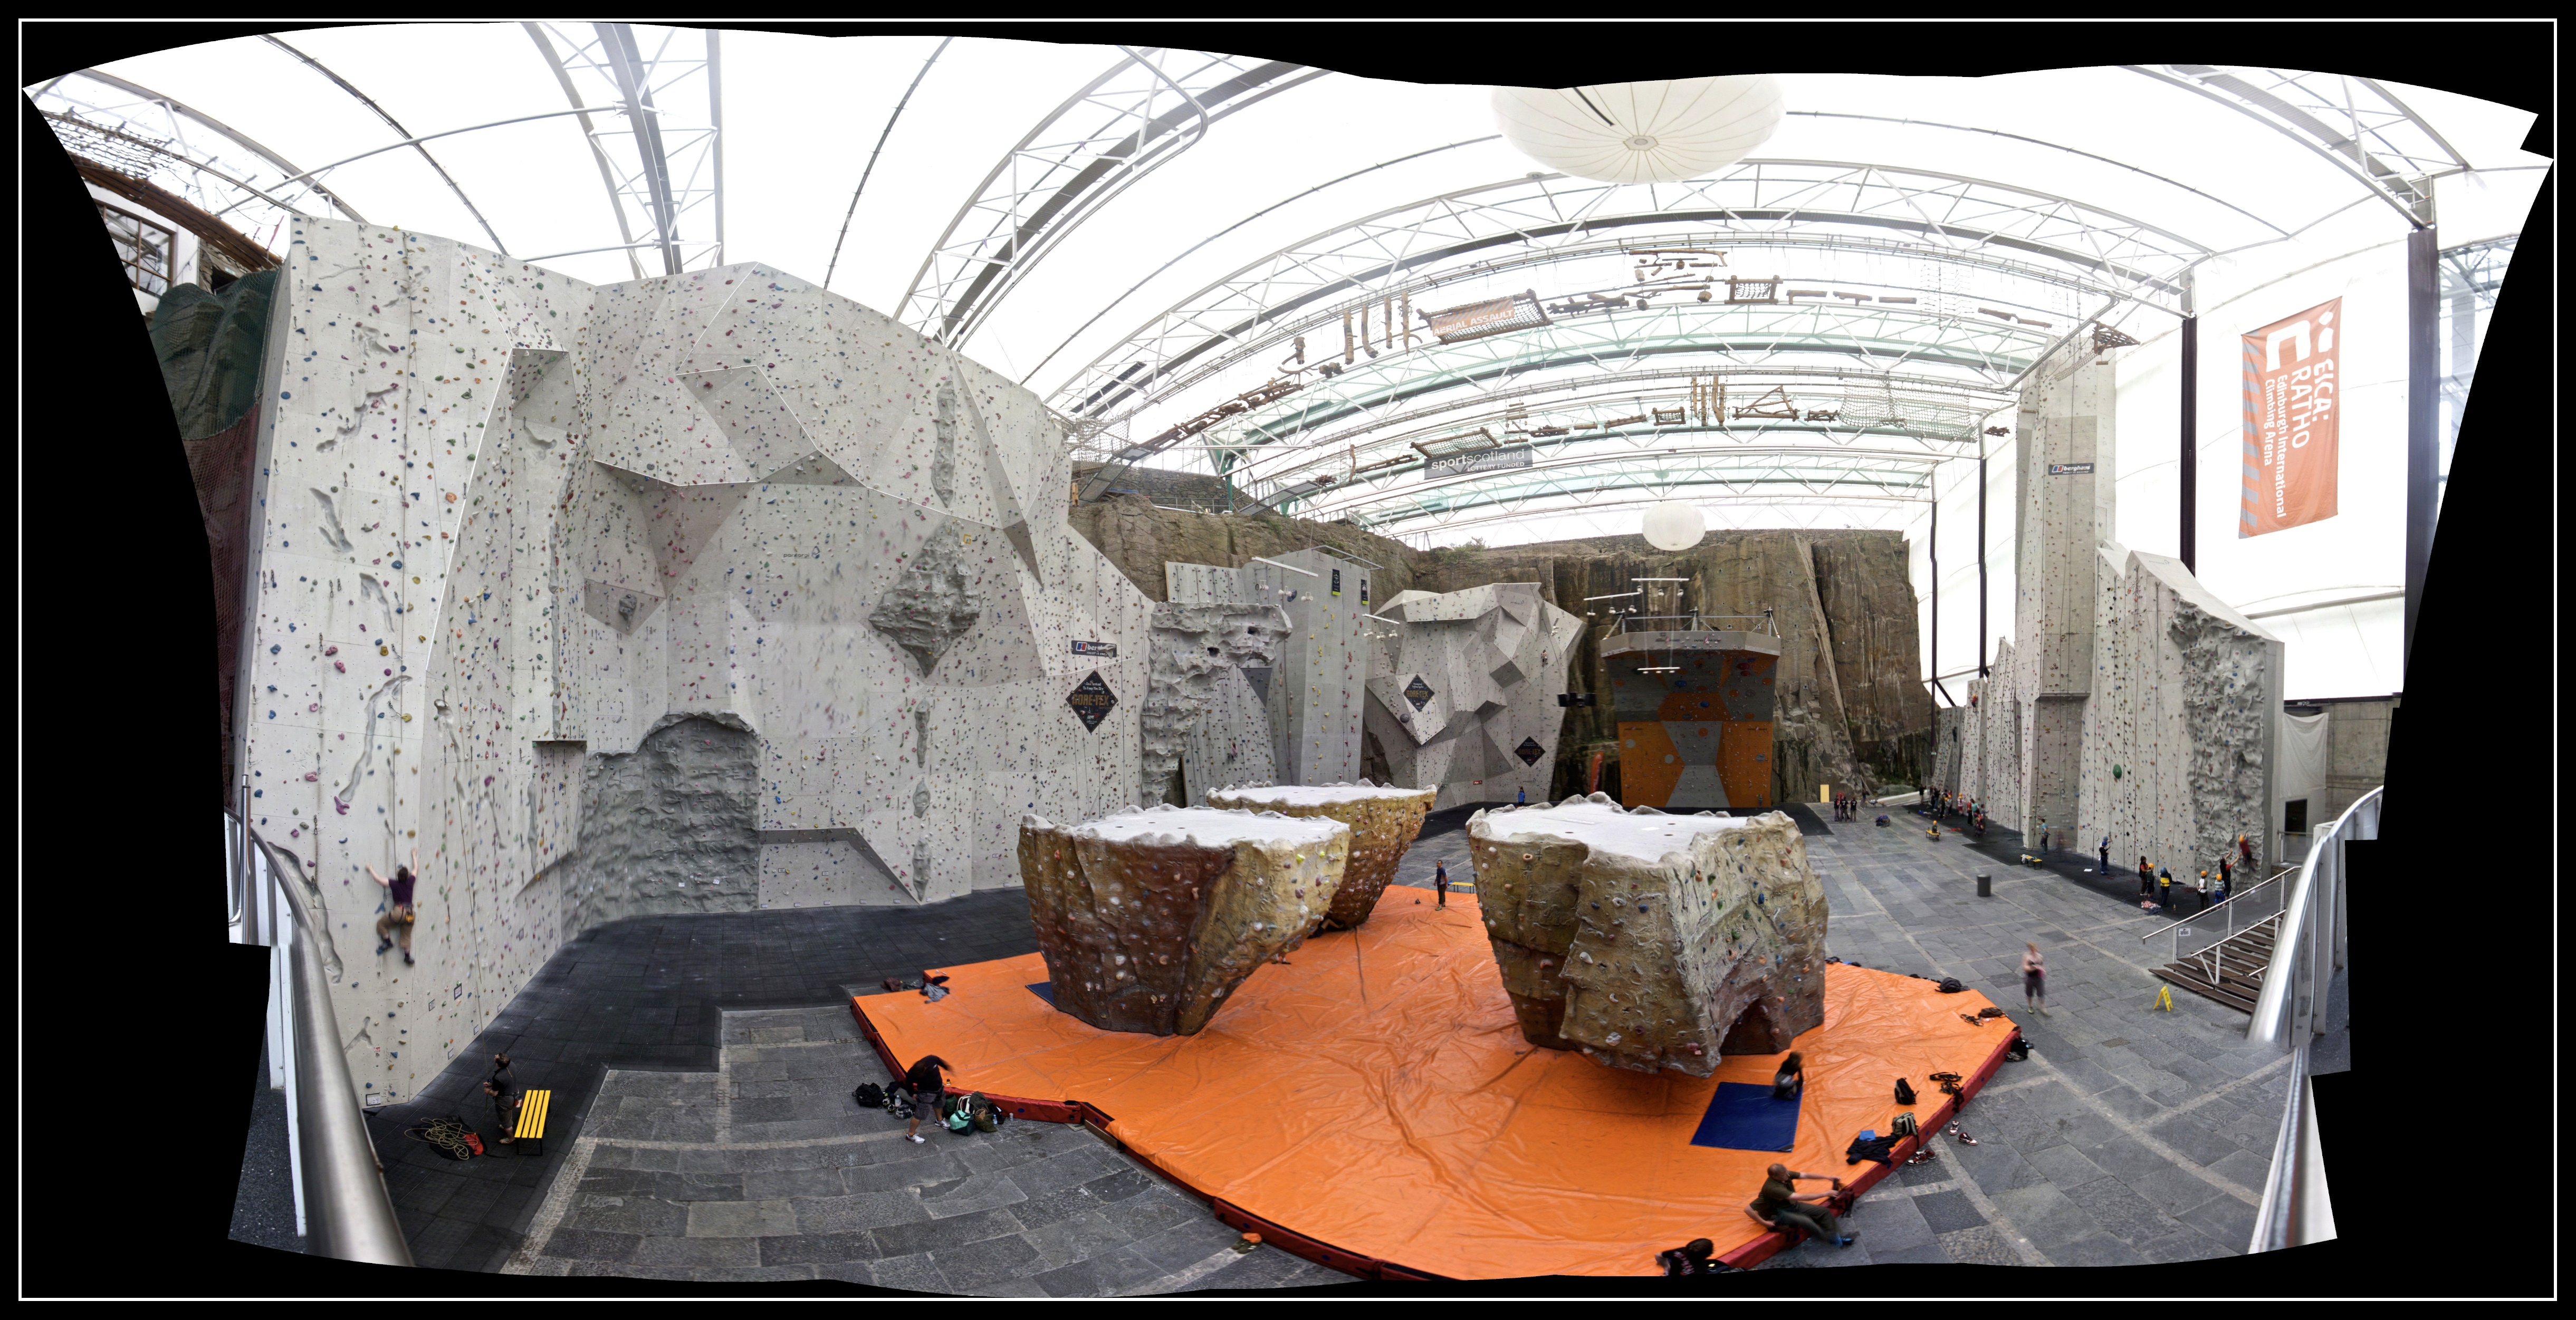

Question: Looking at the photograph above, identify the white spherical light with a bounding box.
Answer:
[1491,76,1785,185]
[1640,500,1707,552]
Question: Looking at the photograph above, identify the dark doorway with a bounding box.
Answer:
[1719,999,1783,1055]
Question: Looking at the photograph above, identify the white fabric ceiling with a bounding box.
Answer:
[32,30,2549,563]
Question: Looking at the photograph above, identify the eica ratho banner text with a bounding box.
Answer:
[2239,297,2340,537]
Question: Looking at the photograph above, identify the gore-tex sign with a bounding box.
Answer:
[2240,297,2341,537]
[1066,671,1117,732]
[1403,676,1435,710]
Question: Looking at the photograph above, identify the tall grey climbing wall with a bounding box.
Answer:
[1362,583,1583,810]
[1165,547,1372,796]
[2080,550,2282,879]
[2010,345,2115,840]
[237,218,1153,1106]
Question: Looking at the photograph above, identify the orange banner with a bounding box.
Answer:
[2239,297,2341,537]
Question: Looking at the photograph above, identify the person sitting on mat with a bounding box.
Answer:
[1754,1164,1854,1248]
[1772,1051,1806,1101]
[1658,1237,1720,1276]
[903,1055,953,1145]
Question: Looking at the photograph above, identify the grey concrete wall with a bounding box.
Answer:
[561,715,762,936]
[2320,698,2397,821]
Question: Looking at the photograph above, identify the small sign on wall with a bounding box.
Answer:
[2047,463,2095,475]
[1071,640,1117,657]
[1067,671,1118,731]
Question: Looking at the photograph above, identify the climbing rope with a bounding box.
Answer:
[405,1115,480,1160]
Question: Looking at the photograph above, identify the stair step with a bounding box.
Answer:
[2155,966,2259,1013]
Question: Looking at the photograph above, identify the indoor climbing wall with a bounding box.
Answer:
[1163,547,1371,797]
[2080,551,2282,879]
[239,218,1155,1107]
[1361,584,1583,810]
[1600,629,1783,811]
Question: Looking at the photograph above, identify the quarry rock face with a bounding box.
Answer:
[1019,805,1351,1035]
[1204,782,1437,929]
[1467,796,1828,1076]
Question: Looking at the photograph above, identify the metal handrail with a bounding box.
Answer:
[2243,785,2377,1253]
[2248,1041,2336,1251]
[1614,612,1781,637]
[247,827,415,1266]
[2136,866,2294,940]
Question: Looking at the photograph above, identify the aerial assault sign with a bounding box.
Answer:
[2239,297,2340,537]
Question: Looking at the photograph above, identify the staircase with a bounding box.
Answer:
[2154,913,2278,1013]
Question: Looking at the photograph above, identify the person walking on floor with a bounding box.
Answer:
[2157,865,2175,911]
[2022,942,2048,1015]
[2196,870,2214,914]
[903,1055,953,1144]
[368,848,421,966]
[1517,786,1527,806]
[1433,860,1451,909]
[1755,1164,1854,1248]
[2098,837,2111,876]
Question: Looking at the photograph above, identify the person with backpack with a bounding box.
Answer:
[1754,1164,1854,1248]
[903,1055,953,1144]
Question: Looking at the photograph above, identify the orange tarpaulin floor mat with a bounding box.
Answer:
[856,887,2014,1279]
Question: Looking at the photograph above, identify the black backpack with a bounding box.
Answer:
[2006,1035,2033,1062]
[1936,977,1964,994]
[853,1082,885,1109]
[1894,1077,1917,1105]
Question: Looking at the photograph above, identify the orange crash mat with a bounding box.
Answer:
[860,888,2005,1278]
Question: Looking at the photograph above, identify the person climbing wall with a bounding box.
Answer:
[369,847,421,966]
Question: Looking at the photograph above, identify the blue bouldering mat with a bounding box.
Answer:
[1690,1081,1800,1152]
[1026,982,1056,1006]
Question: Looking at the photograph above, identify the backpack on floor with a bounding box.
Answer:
[943,1096,974,1133]
[1891,1111,1919,1138]
[2006,1035,2033,1062]
[966,1092,1001,1133]
[1977,1006,2007,1019]
[1894,1077,1917,1105]
[1936,977,1964,994]
[854,1082,885,1109]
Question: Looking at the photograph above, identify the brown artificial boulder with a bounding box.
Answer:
[1467,794,1828,1076]
[1018,805,1351,1035]
[1203,781,1437,929]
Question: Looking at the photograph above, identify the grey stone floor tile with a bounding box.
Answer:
[921,1171,1032,1218]
[757,1230,876,1266]
[1937,1226,2022,1266]
[569,1261,697,1282]
[631,1234,761,1267]
[742,1164,848,1200]
[1912,1188,1986,1234]
[1021,1210,1136,1269]
[929,1232,1049,1294]
[870,1205,1024,1257]
[692,1264,819,1283]
[2177,1193,2259,1255]
[1985,1183,2095,1248]
[566,1194,691,1237]
[2057,1176,2167,1244]
[1868,1241,1954,1266]
[866,1249,955,1295]
[2129,1165,2234,1218]
[2204,1148,2273,1190]
[799,1189,930,1234]
[1031,1244,1161,1297]
[686,1198,800,1237]
[541,1226,640,1263]
[1843,1193,1936,1250]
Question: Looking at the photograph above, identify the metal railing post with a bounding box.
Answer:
[252,832,414,1266]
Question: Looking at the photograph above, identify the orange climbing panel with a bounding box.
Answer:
[854,888,2015,1279]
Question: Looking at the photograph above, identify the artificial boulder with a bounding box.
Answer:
[1204,781,1438,929]
[1019,805,1351,1035]
[1467,794,1827,1076]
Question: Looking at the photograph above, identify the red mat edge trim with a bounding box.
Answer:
[851,995,2019,1280]
[1717,1024,2022,1270]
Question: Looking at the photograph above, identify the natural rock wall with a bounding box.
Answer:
[1066,496,1934,803]
[1142,601,1290,806]
[1206,782,1436,928]
[1466,797,1827,1076]
[1018,805,1351,1035]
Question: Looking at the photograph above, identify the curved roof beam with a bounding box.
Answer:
[1375,488,1928,541]
[40,110,320,224]
[1059,159,2209,427]
[1219,300,2053,451]
[2123,66,2467,227]
[1117,227,2116,431]
[1232,370,2006,496]
[1256,362,2013,459]
[259,36,508,255]
[898,49,1320,345]
[1275,439,1943,522]
[825,37,951,291]
[1327,450,1936,531]
[63,68,367,222]
[522,23,725,280]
